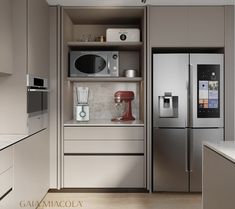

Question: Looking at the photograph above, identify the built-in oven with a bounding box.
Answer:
[27,74,48,134]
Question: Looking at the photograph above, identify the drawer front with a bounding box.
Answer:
[64,127,144,140]
[0,168,12,198]
[0,147,13,174]
[64,156,145,188]
[64,140,144,153]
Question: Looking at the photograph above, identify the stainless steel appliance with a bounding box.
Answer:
[152,53,224,192]
[27,74,48,134]
[70,51,119,77]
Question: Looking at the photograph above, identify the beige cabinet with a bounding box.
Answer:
[149,6,225,47]
[0,0,13,75]
[188,7,224,46]
[63,126,145,188]
[203,146,235,209]
[149,7,188,47]
[64,155,144,188]
[28,0,50,78]
[1,130,49,209]
[0,147,13,199]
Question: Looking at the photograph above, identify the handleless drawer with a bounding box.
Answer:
[64,127,144,140]
[64,140,144,153]
[64,155,144,188]
[0,168,12,199]
[0,147,13,174]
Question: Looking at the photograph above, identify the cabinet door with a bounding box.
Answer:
[149,7,188,47]
[203,146,235,209]
[28,0,49,78]
[64,155,144,188]
[0,0,13,75]
[3,130,49,209]
[188,7,224,47]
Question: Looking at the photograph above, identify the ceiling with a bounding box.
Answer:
[47,0,235,6]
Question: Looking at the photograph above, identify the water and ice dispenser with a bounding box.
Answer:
[159,92,178,118]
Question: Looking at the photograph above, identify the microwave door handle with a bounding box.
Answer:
[28,89,49,92]
[107,60,111,74]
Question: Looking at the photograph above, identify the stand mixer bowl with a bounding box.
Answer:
[111,91,135,121]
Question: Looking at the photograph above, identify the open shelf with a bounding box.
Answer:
[67,77,143,82]
[67,41,143,50]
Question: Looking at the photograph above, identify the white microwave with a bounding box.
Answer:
[69,51,119,77]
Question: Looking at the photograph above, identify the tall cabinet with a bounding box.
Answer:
[0,0,49,134]
[50,6,147,189]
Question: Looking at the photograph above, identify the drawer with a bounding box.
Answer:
[64,140,144,153]
[64,155,145,188]
[64,127,144,140]
[0,147,13,174]
[0,168,12,199]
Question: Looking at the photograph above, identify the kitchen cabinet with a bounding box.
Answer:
[63,126,145,188]
[1,130,49,209]
[0,147,13,200]
[0,0,13,75]
[64,155,144,188]
[0,0,49,134]
[203,145,235,209]
[28,0,50,78]
[188,7,224,46]
[149,7,188,47]
[149,6,225,47]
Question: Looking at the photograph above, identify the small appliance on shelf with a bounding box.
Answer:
[106,28,140,42]
[69,51,119,77]
[111,91,135,121]
[75,87,89,121]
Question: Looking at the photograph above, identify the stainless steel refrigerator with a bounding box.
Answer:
[152,53,224,192]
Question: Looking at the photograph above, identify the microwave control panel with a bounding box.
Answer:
[197,64,220,118]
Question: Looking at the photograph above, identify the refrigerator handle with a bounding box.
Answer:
[189,64,193,126]
[185,130,189,173]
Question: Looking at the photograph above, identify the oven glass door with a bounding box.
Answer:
[75,54,107,74]
[27,88,48,114]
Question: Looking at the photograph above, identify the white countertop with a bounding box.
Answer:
[204,141,235,163]
[0,134,28,151]
[64,119,144,127]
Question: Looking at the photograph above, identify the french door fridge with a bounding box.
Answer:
[152,53,224,192]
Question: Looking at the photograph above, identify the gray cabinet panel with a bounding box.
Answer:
[203,146,235,209]
[188,7,224,47]
[28,0,49,78]
[0,0,13,75]
[149,6,225,47]
[153,128,188,191]
[190,128,223,192]
[149,6,188,47]
[64,156,144,188]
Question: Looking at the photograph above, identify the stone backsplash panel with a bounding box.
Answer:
[73,82,140,120]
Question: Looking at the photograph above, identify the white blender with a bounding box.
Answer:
[76,87,89,121]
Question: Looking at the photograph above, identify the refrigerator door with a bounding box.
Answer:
[189,128,224,192]
[190,54,224,128]
[153,128,189,192]
[153,54,189,128]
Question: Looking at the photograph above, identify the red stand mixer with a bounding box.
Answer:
[111,91,135,121]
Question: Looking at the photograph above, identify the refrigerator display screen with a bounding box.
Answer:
[197,65,220,118]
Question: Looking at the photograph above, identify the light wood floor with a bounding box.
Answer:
[38,192,202,209]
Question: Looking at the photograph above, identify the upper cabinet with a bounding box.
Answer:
[149,7,188,47]
[0,0,13,75]
[28,0,50,78]
[149,6,225,47]
[188,7,224,47]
